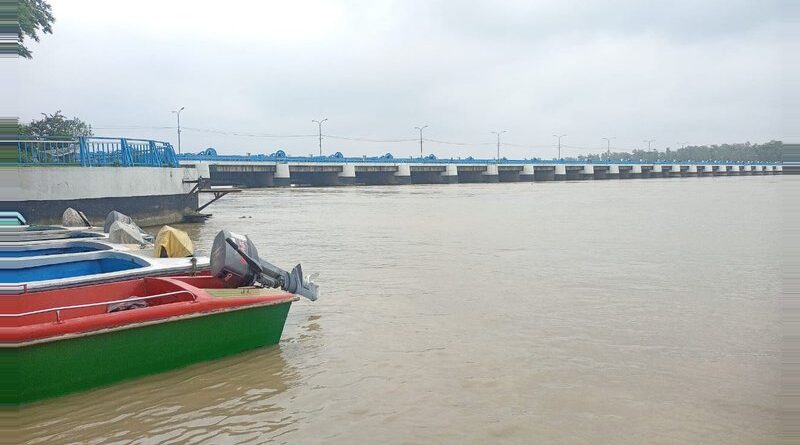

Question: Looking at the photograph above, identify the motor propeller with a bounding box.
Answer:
[210,230,319,301]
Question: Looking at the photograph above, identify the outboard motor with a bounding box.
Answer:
[210,230,319,301]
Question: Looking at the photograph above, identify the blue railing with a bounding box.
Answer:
[178,151,773,166]
[12,137,179,167]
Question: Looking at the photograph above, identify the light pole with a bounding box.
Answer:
[491,130,506,160]
[312,118,327,156]
[171,106,184,154]
[677,141,688,149]
[552,134,566,159]
[602,137,616,159]
[644,139,655,150]
[414,125,428,156]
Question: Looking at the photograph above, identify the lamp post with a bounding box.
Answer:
[552,134,566,159]
[312,118,327,156]
[602,137,616,159]
[414,125,428,156]
[491,130,506,160]
[644,139,655,150]
[171,106,184,154]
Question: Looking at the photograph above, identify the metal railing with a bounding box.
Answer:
[0,290,197,324]
[178,151,778,166]
[8,137,179,167]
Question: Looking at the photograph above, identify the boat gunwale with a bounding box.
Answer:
[0,296,298,348]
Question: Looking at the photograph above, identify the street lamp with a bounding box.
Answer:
[491,130,507,160]
[414,125,428,156]
[644,139,655,150]
[171,106,184,154]
[602,137,616,159]
[552,134,566,159]
[312,118,327,156]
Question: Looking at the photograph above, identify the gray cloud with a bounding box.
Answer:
[3,0,793,158]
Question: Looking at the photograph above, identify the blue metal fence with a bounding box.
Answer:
[177,150,772,166]
[12,137,178,167]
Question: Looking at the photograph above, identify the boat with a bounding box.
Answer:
[0,230,318,405]
[0,225,106,242]
[0,214,210,292]
[0,240,113,258]
[0,212,26,226]
[0,250,205,293]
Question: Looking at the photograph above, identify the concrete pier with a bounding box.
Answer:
[714,165,728,176]
[630,164,642,178]
[338,164,356,185]
[607,165,620,179]
[482,164,500,183]
[729,165,740,175]
[394,164,412,184]
[520,164,535,182]
[273,164,290,186]
[554,164,567,181]
[441,164,459,183]
[581,164,594,180]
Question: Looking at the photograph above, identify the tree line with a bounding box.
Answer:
[567,141,782,163]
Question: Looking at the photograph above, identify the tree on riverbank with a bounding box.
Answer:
[14,0,54,58]
[567,141,782,163]
[18,111,93,139]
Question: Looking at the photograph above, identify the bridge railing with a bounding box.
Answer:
[7,137,179,167]
[177,152,773,165]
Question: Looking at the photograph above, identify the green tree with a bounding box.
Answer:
[19,111,93,139]
[17,0,54,58]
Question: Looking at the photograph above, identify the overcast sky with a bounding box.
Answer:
[4,0,795,158]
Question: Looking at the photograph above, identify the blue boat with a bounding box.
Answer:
[0,250,206,293]
[0,241,112,258]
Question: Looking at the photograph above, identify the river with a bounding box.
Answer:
[18,176,782,444]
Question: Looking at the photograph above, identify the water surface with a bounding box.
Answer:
[18,176,782,444]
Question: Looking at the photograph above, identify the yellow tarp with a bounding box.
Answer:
[154,225,194,258]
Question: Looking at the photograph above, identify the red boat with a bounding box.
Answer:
[1,229,320,405]
[0,275,298,405]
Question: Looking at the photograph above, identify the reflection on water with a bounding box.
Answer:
[15,177,783,444]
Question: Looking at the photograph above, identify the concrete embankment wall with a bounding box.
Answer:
[0,167,198,226]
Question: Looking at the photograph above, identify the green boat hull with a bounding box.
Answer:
[0,302,292,405]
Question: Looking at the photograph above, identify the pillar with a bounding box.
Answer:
[441,164,459,183]
[394,164,411,184]
[581,164,594,180]
[482,164,499,183]
[728,165,740,175]
[686,165,698,176]
[554,164,567,181]
[670,164,681,177]
[338,164,356,185]
[608,164,620,179]
[651,164,662,177]
[775,165,783,174]
[520,164,535,182]
[631,164,642,178]
[764,165,774,174]
[274,163,291,186]
[752,165,763,175]
[703,165,715,176]
[714,165,728,176]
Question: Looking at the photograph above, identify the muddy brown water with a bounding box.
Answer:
[14,176,782,444]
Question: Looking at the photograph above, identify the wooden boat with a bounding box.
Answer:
[0,276,298,405]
